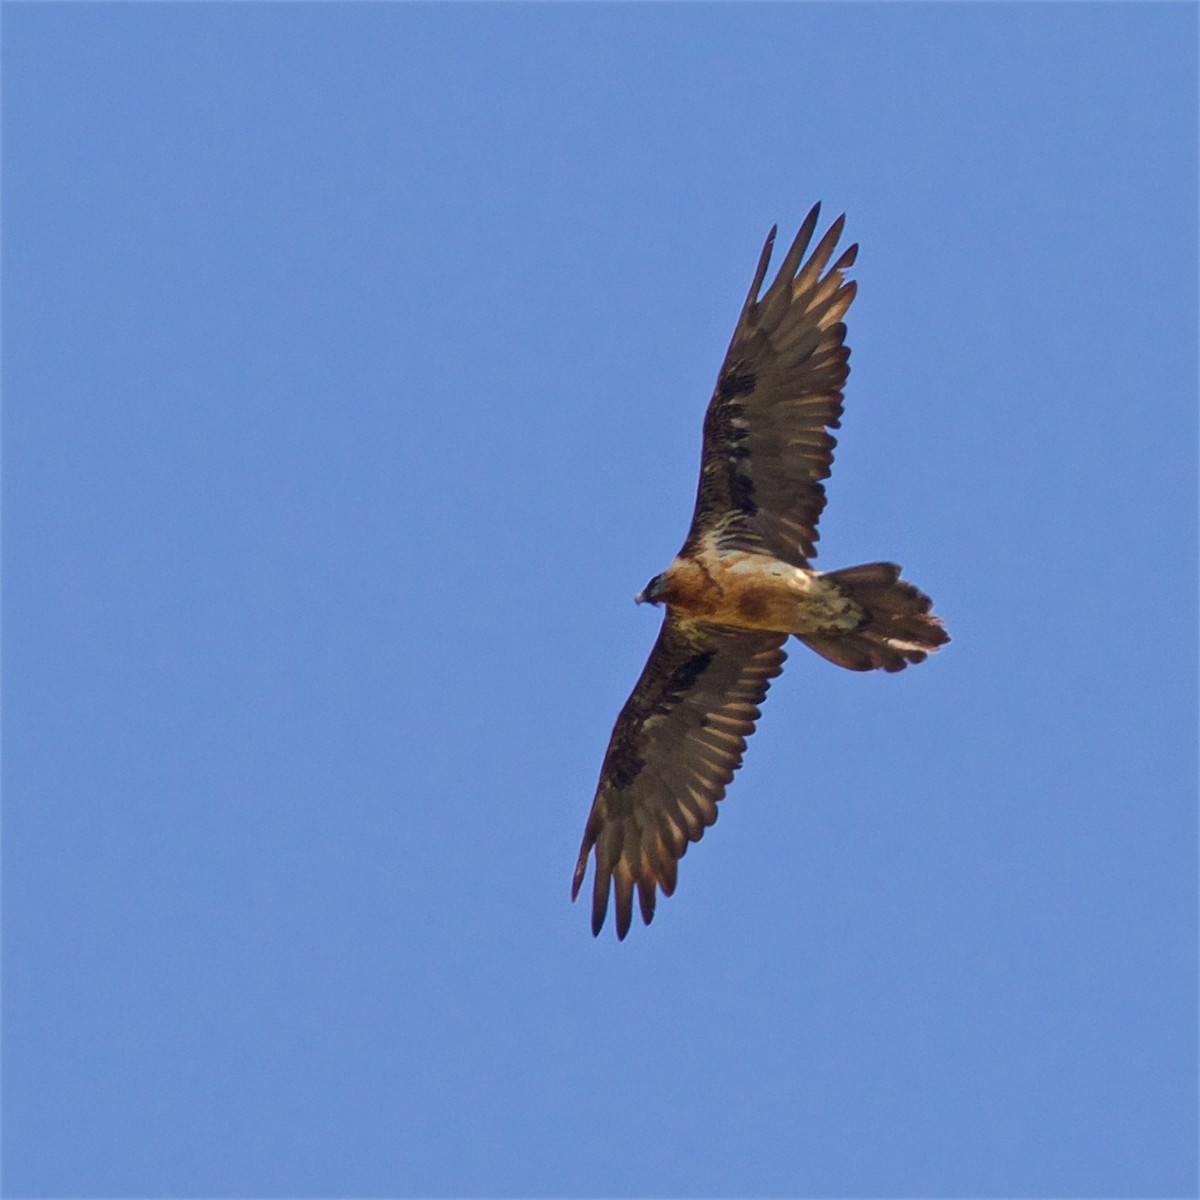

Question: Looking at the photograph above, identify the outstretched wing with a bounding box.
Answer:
[683,203,858,566]
[572,614,787,939]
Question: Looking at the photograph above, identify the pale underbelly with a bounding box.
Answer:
[667,554,863,635]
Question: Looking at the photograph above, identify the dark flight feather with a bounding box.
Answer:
[683,201,857,566]
[572,616,786,939]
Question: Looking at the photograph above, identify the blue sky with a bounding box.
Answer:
[4,4,1196,1197]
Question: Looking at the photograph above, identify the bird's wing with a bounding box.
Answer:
[572,613,787,938]
[683,203,857,566]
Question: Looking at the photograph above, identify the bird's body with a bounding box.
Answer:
[646,547,863,636]
[573,205,949,939]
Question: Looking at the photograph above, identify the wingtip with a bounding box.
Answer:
[591,898,608,937]
[570,852,587,901]
[637,880,657,927]
[822,213,847,254]
[744,226,778,312]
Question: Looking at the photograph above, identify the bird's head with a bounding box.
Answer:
[635,573,670,606]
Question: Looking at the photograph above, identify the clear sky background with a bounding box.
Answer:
[4,4,1196,1198]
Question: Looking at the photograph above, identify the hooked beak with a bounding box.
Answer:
[636,573,664,606]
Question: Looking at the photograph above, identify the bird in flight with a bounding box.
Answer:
[572,204,949,939]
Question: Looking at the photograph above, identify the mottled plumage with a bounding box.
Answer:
[573,205,949,939]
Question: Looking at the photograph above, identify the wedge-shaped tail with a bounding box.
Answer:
[802,562,948,672]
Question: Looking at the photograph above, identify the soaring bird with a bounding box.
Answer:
[572,204,949,939]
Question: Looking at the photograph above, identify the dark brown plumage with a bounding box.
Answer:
[573,204,948,939]
[683,205,855,566]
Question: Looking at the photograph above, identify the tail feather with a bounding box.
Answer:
[803,562,949,672]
